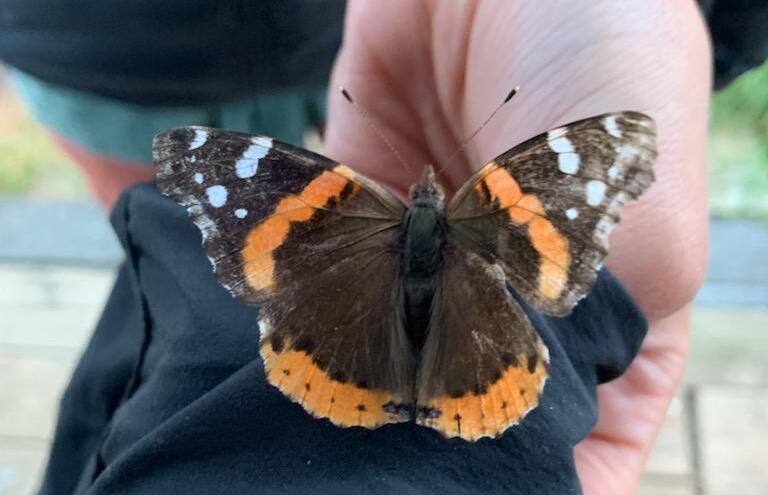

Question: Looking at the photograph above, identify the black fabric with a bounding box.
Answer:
[0,0,345,105]
[699,0,768,89]
[39,182,647,495]
[2,0,767,106]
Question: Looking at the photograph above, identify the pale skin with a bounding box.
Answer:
[323,1,711,494]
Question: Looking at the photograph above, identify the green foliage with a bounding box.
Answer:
[710,59,768,219]
[711,61,768,131]
[0,97,85,197]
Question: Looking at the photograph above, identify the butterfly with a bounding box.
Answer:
[154,109,656,441]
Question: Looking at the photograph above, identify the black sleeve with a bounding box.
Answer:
[0,0,345,105]
[38,182,647,495]
[2,0,765,103]
[699,0,768,89]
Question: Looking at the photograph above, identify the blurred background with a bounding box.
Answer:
[1,2,767,495]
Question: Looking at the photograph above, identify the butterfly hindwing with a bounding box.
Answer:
[447,112,656,315]
[415,244,549,441]
[155,127,416,429]
[258,232,416,428]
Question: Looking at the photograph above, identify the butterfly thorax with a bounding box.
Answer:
[403,165,447,352]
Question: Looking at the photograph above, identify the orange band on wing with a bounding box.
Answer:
[528,217,570,299]
[241,165,359,292]
[478,163,570,300]
[480,166,522,207]
[416,353,548,441]
[261,336,411,428]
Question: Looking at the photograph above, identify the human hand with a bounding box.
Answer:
[324,1,710,493]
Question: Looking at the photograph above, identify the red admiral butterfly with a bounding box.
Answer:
[155,94,655,441]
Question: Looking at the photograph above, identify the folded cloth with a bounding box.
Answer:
[39,182,647,494]
[0,0,345,105]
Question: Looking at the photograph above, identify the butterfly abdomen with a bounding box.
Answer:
[403,203,447,351]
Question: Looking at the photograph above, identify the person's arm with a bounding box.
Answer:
[324,1,710,493]
[49,132,154,207]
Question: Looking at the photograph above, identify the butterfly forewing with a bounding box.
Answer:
[447,112,656,315]
[155,127,406,301]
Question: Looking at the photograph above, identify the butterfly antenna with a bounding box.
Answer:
[339,87,415,176]
[435,85,520,179]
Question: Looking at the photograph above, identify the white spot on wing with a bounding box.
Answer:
[607,164,621,180]
[194,172,204,184]
[549,136,574,153]
[258,319,270,336]
[603,115,622,138]
[547,127,568,140]
[234,208,248,218]
[565,208,579,220]
[558,153,580,174]
[235,136,273,178]
[206,185,228,207]
[586,180,606,206]
[594,216,615,247]
[198,218,217,241]
[616,143,639,163]
[607,191,628,214]
[252,135,273,148]
[187,204,219,242]
[189,129,208,150]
